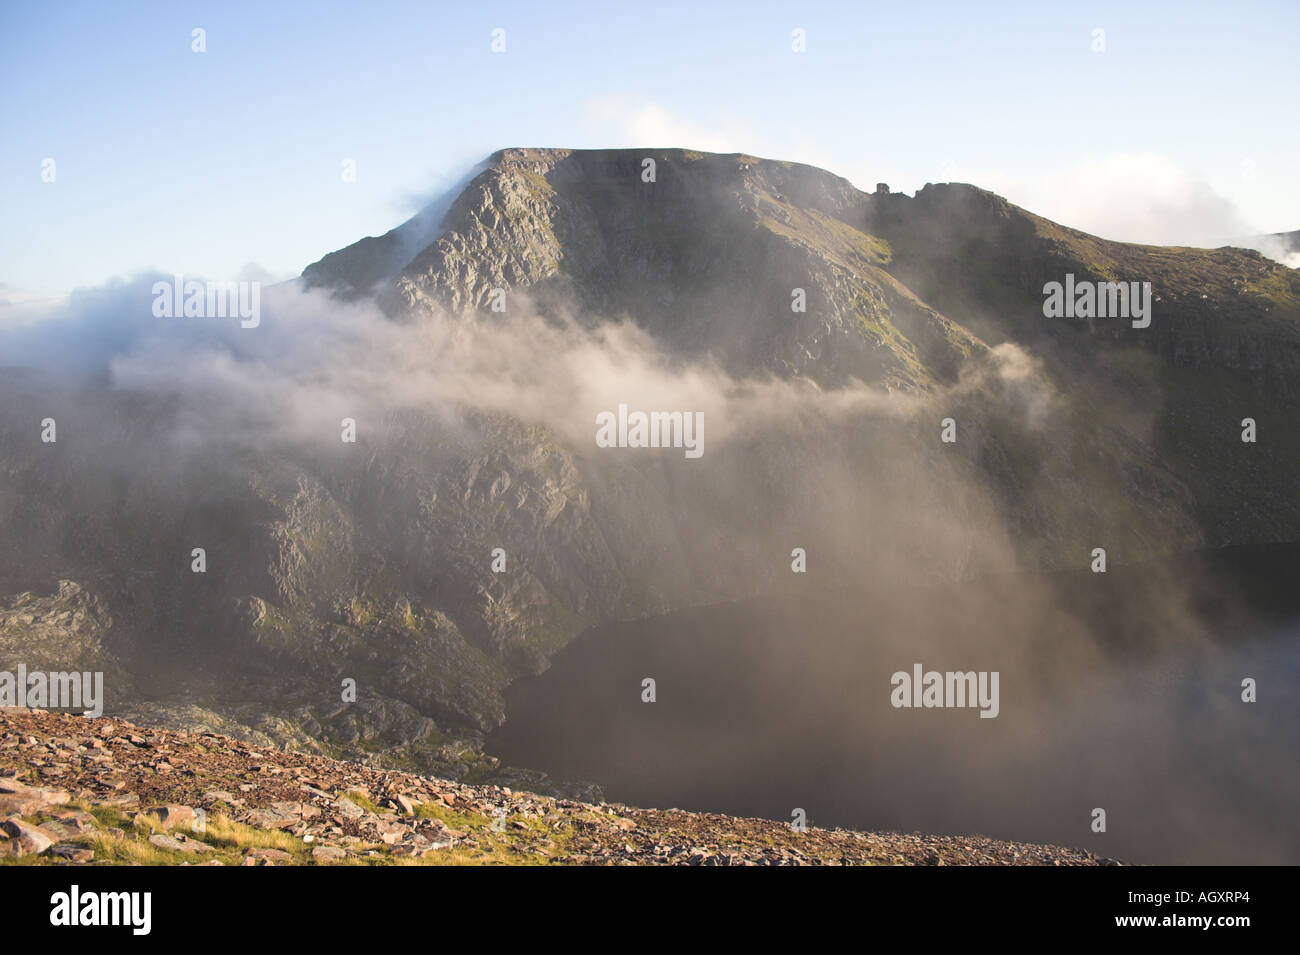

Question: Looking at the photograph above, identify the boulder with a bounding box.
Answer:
[51,844,95,862]
[149,805,195,830]
[1,818,57,855]
[311,845,347,863]
[148,833,213,854]
[0,780,70,815]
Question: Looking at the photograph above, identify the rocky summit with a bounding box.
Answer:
[0,709,1118,866]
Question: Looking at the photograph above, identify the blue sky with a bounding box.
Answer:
[2,0,1297,297]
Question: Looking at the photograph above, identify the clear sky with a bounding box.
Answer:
[2,0,1297,297]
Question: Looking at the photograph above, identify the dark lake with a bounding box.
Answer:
[488,545,1300,864]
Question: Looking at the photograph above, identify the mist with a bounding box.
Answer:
[490,579,1300,865]
[1,174,1295,865]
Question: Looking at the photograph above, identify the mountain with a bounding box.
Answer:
[309,148,1300,394]
[1259,229,1300,254]
[306,146,1300,556]
[2,147,1298,790]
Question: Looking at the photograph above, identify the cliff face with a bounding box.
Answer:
[2,148,1298,779]
[310,148,983,391]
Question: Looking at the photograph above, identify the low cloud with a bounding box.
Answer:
[2,272,934,451]
[584,97,758,155]
[1020,152,1252,248]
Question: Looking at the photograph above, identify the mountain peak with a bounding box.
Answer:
[302,146,1299,398]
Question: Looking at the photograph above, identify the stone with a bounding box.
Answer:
[2,818,57,855]
[0,780,70,815]
[148,833,213,854]
[391,839,452,857]
[150,805,195,830]
[311,845,347,863]
[242,807,300,830]
[51,844,95,862]
[42,811,97,840]
[51,809,96,828]
[244,847,293,862]
[334,797,367,820]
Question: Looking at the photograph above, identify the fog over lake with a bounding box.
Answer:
[489,546,1300,865]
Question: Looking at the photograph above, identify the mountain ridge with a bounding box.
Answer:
[307,147,1300,395]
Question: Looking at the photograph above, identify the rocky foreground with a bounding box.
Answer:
[1,709,1120,866]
